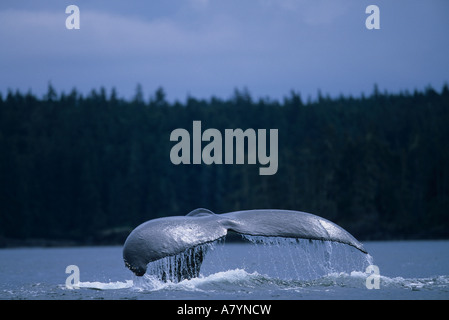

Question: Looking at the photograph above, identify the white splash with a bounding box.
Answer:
[77,280,133,290]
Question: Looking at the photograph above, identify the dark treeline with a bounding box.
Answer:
[0,84,448,246]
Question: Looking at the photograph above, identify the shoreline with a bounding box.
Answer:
[0,237,125,249]
[1,236,448,249]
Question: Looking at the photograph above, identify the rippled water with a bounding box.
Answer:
[1,240,448,300]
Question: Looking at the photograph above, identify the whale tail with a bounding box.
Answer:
[123,208,367,281]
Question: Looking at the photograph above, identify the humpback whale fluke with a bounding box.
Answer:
[123,209,367,280]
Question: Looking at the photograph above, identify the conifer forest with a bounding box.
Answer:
[0,84,448,246]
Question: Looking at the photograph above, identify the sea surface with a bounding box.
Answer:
[1,239,448,300]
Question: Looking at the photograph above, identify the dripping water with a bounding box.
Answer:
[146,239,223,283]
[239,235,373,280]
[144,235,373,283]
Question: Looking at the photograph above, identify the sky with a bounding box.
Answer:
[0,0,448,102]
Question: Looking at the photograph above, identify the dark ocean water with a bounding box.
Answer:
[1,240,448,300]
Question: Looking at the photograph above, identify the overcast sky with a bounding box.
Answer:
[1,0,448,102]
